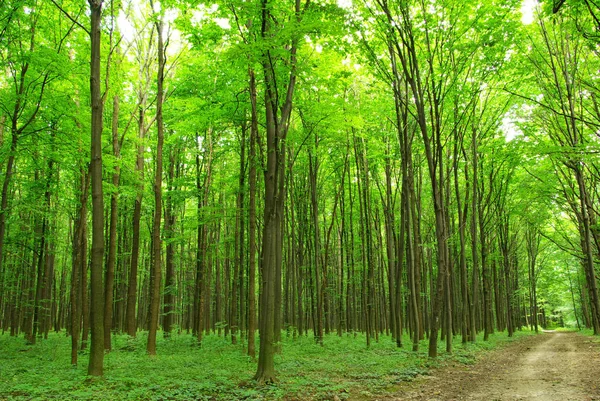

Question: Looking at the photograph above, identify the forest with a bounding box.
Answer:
[1,0,600,399]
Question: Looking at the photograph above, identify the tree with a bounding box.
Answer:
[87,0,105,377]
[146,0,166,356]
[253,0,311,382]
[523,9,600,333]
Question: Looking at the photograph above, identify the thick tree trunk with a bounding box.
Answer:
[254,0,301,382]
[575,169,600,334]
[87,0,105,377]
[0,131,18,286]
[255,83,280,383]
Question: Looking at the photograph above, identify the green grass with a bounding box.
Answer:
[0,328,536,400]
[553,327,580,332]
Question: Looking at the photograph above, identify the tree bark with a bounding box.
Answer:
[87,0,105,377]
[232,126,246,344]
[247,69,258,359]
[147,9,165,355]
[105,95,120,350]
[309,149,323,345]
[254,0,304,382]
[126,102,146,337]
[163,148,177,337]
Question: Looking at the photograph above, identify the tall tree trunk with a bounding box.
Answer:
[469,126,479,342]
[575,169,600,334]
[163,148,177,337]
[88,0,105,377]
[454,141,470,344]
[526,225,540,333]
[500,216,514,337]
[40,143,58,339]
[105,95,120,350]
[255,86,280,382]
[254,0,303,382]
[31,168,47,344]
[194,154,203,340]
[247,69,258,359]
[383,142,399,346]
[309,149,323,345]
[480,184,493,340]
[0,128,19,299]
[126,102,146,337]
[0,24,41,284]
[147,9,165,356]
[195,131,213,342]
[232,127,246,345]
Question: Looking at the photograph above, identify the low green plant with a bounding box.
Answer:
[0,328,537,400]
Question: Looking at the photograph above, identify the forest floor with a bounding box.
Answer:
[388,331,600,401]
[2,329,596,400]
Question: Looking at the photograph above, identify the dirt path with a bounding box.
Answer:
[390,332,600,401]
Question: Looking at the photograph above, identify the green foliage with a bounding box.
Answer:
[0,0,598,394]
[0,330,536,400]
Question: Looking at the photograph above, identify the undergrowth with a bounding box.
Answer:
[0,328,536,400]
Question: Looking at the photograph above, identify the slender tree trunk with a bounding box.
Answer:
[127,103,146,337]
[195,131,213,342]
[455,144,470,344]
[163,148,177,337]
[147,11,165,355]
[194,154,203,340]
[232,127,246,344]
[383,142,399,346]
[500,217,514,337]
[247,69,258,359]
[480,194,493,340]
[526,225,540,333]
[469,126,479,342]
[32,168,47,344]
[309,150,323,345]
[105,95,120,351]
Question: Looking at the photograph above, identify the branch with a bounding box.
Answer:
[49,0,90,35]
[503,87,600,129]
[553,0,566,13]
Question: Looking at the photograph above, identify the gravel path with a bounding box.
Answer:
[389,331,600,401]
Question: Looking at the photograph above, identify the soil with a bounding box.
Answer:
[386,331,600,401]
